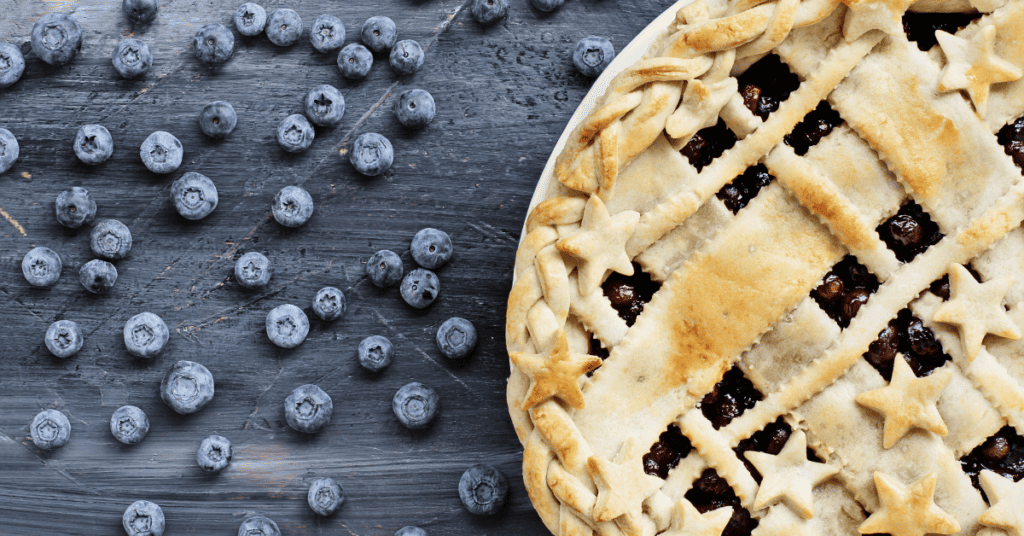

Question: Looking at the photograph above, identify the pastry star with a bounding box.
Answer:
[555,194,639,296]
[978,470,1024,536]
[854,357,952,449]
[936,25,1022,119]
[751,505,814,536]
[859,472,960,536]
[662,499,732,536]
[744,430,838,518]
[840,0,915,41]
[932,263,1020,361]
[587,438,664,536]
[510,330,602,411]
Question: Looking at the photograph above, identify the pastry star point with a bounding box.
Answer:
[663,499,732,536]
[840,0,915,41]
[936,25,1023,118]
[555,194,639,296]
[978,470,1024,536]
[933,263,1020,361]
[858,472,960,536]
[855,357,952,449]
[587,438,664,534]
[744,430,838,518]
[510,330,602,411]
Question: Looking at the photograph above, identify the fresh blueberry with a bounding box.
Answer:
[266,9,302,47]
[0,43,26,88]
[193,24,234,65]
[285,384,333,433]
[436,317,477,359]
[123,312,169,358]
[394,89,435,130]
[573,36,615,78]
[469,0,509,25]
[337,43,372,79]
[235,3,267,37]
[140,131,183,174]
[197,434,232,472]
[22,247,62,287]
[55,187,97,228]
[238,516,280,536]
[395,528,427,536]
[367,249,403,288]
[358,335,393,372]
[312,286,346,321]
[122,500,165,536]
[90,219,133,260]
[111,37,153,78]
[277,114,315,153]
[234,252,272,290]
[160,360,215,415]
[110,405,150,445]
[361,16,397,53]
[0,127,19,174]
[272,185,314,227]
[458,464,509,515]
[74,124,114,165]
[389,40,423,76]
[45,320,83,358]
[123,0,159,26]
[30,409,71,450]
[410,227,452,269]
[349,132,393,176]
[392,382,439,429]
[80,259,118,293]
[199,101,237,139]
[307,477,345,516]
[530,0,564,12]
[171,172,219,220]
[304,84,345,127]
[266,304,309,348]
[400,268,440,309]
[310,15,345,53]
[31,13,82,66]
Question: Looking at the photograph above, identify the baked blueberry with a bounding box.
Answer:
[110,405,149,445]
[358,335,393,372]
[400,268,440,308]
[285,384,333,433]
[469,0,509,25]
[349,132,393,176]
[307,477,345,516]
[234,252,272,289]
[389,40,423,76]
[0,127,19,174]
[436,317,477,359]
[266,304,309,348]
[395,528,427,536]
[266,9,302,47]
[123,0,159,26]
[197,434,232,472]
[272,185,314,227]
[394,89,435,129]
[160,360,215,415]
[573,36,615,78]
[122,500,164,536]
[22,247,62,287]
[337,43,373,79]
[74,124,114,165]
[90,219,133,260]
[80,259,117,293]
[30,409,70,449]
[304,84,345,127]
[123,312,169,358]
[361,16,397,53]
[312,286,346,321]
[140,131,183,174]
[530,0,564,12]
[193,23,234,65]
[171,172,219,220]
[238,516,280,536]
[277,114,315,153]
[31,13,82,66]
[45,320,83,358]
[199,101,237,139]
[458,464,508,515]
[393,382,439,429]
[410,227,452,269]
[235,3,267,36]
[310,15,345,53]
[367,249,403,288]
[0,43,26,88]
[112,38,153,78]
[56,187,97,228]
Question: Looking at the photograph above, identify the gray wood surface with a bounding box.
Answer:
[0,1,674,534]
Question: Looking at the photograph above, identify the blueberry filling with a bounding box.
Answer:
[699,366,763,430]
[811,256,880,328]
[929,264,981,301]
[736,54,800,121]
[601,263,660,326]
[680,119,737,172]
[716,164,775,214]
[685,469,758,536]
[733,418,823,483]
[997,117,1024,173]
[876,201,943,262]
[902,12,983,52]
[642,424,692,479]
[960,426,1024,498]
[863,308,951,381]
[783,101,843,155]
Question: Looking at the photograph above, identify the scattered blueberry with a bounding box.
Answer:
[122,500,165,536]
[436,317,477,359]
[337,43,373,79]
[30,409,71,449]
[31,13,83,66]
[197,435,232,472]
[573,36,615,78]
[235,3,267,36]
[171,172,219,220]
[234,251,272,290]
[272,185,314,227]
[367,249,403,288]
[458,464,509,515]
[199,101,237,139]
[307,477,345,516]
[160,360,215,415]
[530,0,564,12]
[266,8,302,47]
[80,259,118,293]
[238,516,280,536]
[469,0,509,25]
[349,132,393,176]
[312,286,346,321]
[74,124,114,165]
[140,131,183,174]
[393,382,439,429]
[111,37,153,78]
[123,0,159,26]
[0,43,26,88]
[193,23,234,65]
[277,114,315,153]
[400,268,440,308]
[0,127,19,174]
[22,247,62,287]
[310,15,345,53]
[110,405,150,445]
[361,16,397,53]
[45,320,83,358]
[123,312,169,358]
[395,528,427,536]
[266,304,309,348]
[358,335,393,372]
[304,84,345,127]
[394,89,435,129]
[90,219,133,260]
[389,40,423,76]
[411,227,452,269]
[285,384,333,433]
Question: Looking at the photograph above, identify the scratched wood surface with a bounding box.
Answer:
[0,1,675,534]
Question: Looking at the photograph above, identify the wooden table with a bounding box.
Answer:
[0,1,675,534]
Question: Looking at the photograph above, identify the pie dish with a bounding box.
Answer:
[505,1,1024,535]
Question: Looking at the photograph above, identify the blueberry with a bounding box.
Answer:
[123,312,169,358]
[55,187,97,229]
[90,219,133,260]
[530,0,564,12]
[160,360,215,415]
[140,131,183,174]
[266,9,302,47]
[361,16,397,53]
[469,0,509,25]
[392,382,439,429]
[277,114,315,153]
[171,172,219,220]
[337,43,373,80]
[312,286,346,321]
[266,304,309,348]
[310,15,345,53]
[394,89,435,130]
[410,227,452,269]
[197,434,232,472]
[389,40,424,76]
[272,185,314,227]
[0,127,19,174]
[234,252,272,289]
[74,124,114,165]
[349,132,393,176]
[358,335,393,372]
[193,23,234,65]
[123,0,159,26]
[235,3,267,37]
[285,384,333,433]
[307,477,345,516]
[458,464,508,515]
[30,409,71,450]
[304,84,345,127]
[31,13,82,66]
[238,516,280,536]
[112,37,153,78]
[22,247,62,287]
[110,405,149,445]
[400,268,440,309]
[573,36,615,78]
[80,259,118,293]
[45,320,83,358]
[122,500,165,536]
[0,43,26,88]
[199,101,237,139]
[436,317,477,359]
[367,249,403,288]
[395,528,428,536]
